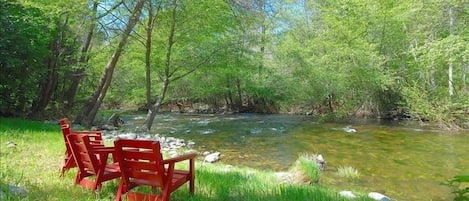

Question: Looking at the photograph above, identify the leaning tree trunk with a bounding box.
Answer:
[63,1,98,116]
[144,79,170,132]
[143,0,177,131]
[75,0,146,126]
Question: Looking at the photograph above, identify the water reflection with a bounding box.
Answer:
[123,113,469,201]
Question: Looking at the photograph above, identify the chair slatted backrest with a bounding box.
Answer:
[59,118,103,146]
[67,133,120,191]
[114,139,196,201]
[67,134,100,176]
[59,118,105,177]
[59,118,72,134]
[115,139,166,188]
[59,118,74,158]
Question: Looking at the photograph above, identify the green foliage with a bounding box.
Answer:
[0,0,54,116]
[402,82,469,128]
[1,0,468,129]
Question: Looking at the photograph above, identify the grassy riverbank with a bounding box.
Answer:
[0,118,374,201]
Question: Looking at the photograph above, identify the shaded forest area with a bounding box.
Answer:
[1,0,468,129]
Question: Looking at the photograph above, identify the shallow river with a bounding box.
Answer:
[122,113,469,201]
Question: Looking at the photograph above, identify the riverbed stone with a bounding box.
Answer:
[117,133,137,139]
[204,152,221,163]
[0,185,28,200]
[102,131,196,155]
[368,192,391,201]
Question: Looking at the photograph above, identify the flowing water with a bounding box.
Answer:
[122,113,469,201]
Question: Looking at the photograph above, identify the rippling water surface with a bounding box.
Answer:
[122,113,469,201]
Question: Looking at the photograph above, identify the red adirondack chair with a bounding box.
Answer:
[59,118,104,177]
[113,139,197,201]
[67,133,121,191]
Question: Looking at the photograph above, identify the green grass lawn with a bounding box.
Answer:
[0,117,373,201]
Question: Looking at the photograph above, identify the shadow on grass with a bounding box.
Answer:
[0,118,58,133]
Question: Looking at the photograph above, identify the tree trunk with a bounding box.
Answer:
[75,0,146,126]
[63,1,98,115]
[143,0,177,131]
[145,22,153,110]
[463,64,468,94]
[145,2,156,110]
[144,79,169,131]
[28,17,67,118]
[448,5,454,96]
[235,78,243,108]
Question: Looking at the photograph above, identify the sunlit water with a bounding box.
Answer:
[122,113,469,201]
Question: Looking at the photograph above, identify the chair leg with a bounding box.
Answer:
[60,155,76,177]
[75,171,82,185]
[60,167,65,177]
[115,184,124,201]
[189,171,195,194]
[189,179,194,194]
[161,193,170,201]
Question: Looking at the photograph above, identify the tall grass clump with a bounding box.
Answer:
[337,166,361,179]
[0,118,375,201]
[290,153,321,184]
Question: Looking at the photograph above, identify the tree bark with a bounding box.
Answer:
[75,0,146,126]
[463,64,468,94]
[144,79,170,131]
[28,17,67,118]
[144,0,178,131]
[63,1,99,115]
[448,5,454,96]
[145,6,153,110]
[144,2,161,110]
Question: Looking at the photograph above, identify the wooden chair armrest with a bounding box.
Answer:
[161,153,197,164]
[92,147,115,154]
[90,144,105,148]
[92,147,117,163]
[71,131,102,135]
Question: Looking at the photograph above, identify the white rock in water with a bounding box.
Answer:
[343,125,357,133]
[118,133,137,139]
[316,154,324,162]
[339,191,356,199]
[368,192,391,201]
[204,152,221,163]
